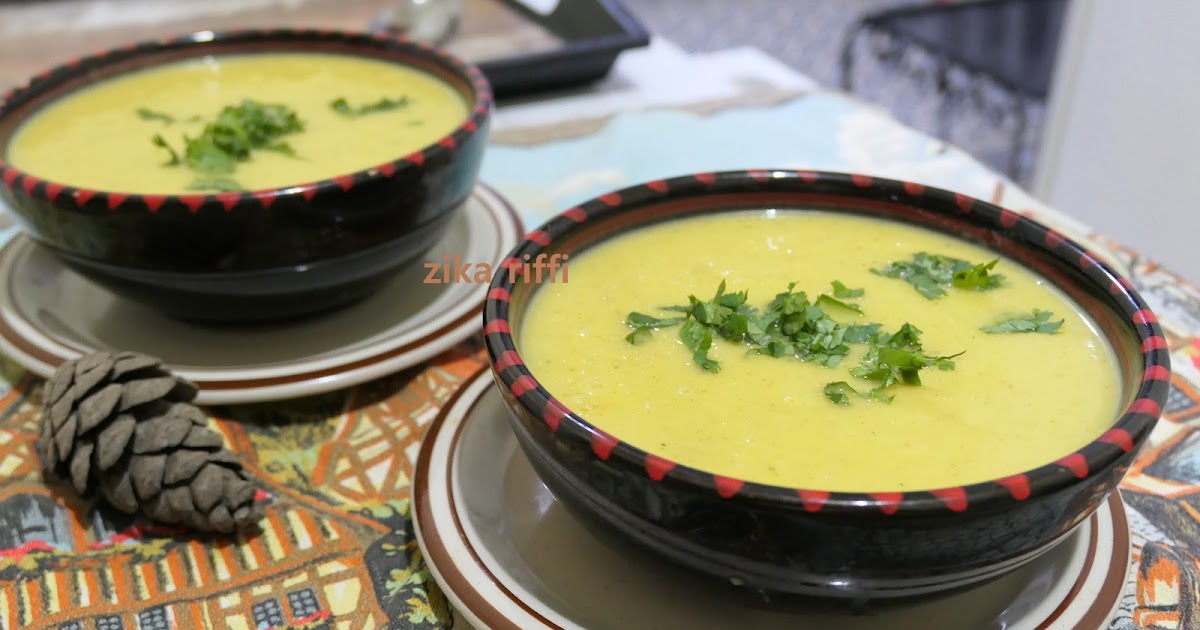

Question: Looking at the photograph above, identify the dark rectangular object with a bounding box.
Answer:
[478,0,650,99]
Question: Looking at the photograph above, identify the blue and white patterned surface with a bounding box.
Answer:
[483,91,1001,230]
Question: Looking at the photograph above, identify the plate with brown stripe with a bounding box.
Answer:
[414,366,1133,630]
[0,184,523,405]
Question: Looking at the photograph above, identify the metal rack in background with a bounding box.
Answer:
[840,0,1069,186]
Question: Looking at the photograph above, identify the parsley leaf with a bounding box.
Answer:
[873,252,1004,299]
[831,280,864,298]
[981,310,1064,334]
[866,387,896,403]
[680,320,720,372]
[137,108,201,124]
[951,259,1005,291]
[824,381,895,406]
[151,134,180,166]
[843,323,882,344]
[330,96,410,117]
[138,108,176,124]
[824,381,858,405]
[624,312,684,344]
[882,322,924,350]
[816,293,863,314]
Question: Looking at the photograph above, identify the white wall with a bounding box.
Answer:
[1034,0,1200,281]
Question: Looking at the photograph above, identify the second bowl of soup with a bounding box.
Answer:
[482,170,1168,598]
[0,29,492,322]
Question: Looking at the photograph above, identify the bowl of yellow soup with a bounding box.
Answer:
[0,29,491,323]
[481,170,1169,599]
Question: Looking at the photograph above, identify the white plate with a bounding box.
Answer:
[0,184,522,405]
[414,368,1133,630]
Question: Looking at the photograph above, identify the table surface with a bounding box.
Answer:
[1,2,1199,630]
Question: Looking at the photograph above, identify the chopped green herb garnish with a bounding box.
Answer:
[330,96,410,117]
[682,280,752,371]
[626,280,962,405]
[981,309,1064,334]
[865,387,896,403]
[623,280,747,370]
[886,323,925,349]
[831,280,864,298]
[843,323,882,344]
[951,259,1004,291]
[849,325,963,388]
[152,99,304,191]
[624,312,684,344]
[138,108,176,124]
[680,320,720,372]
[824,381,858,405]
[181,132,237,174]
[151,134,180,166]
[824,381,895,405]
[136,108,201,124]
[685,280,752,339]
[816,293,863,314]
[755,283,854,367]
[873,252,1005,299]
[847,322,960,387]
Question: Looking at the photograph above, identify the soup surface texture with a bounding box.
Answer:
[520,211,1121,492]
[8,53,467,193]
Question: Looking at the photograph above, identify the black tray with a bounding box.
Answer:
[479,0,650,98]
[0,0,649,99]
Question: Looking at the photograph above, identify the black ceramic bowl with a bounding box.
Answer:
[482,170,1170,599]
[0,29,492,323]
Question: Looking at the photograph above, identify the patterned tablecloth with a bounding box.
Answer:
[1,36,1199,630]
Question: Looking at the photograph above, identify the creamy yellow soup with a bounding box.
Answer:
[8,53,468,193]
[520,211,1121,492]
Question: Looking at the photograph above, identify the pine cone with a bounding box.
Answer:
[38,351,264,533]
